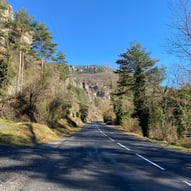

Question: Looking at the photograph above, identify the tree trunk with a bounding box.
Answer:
[21,52,25,92]
[17,50,22,92]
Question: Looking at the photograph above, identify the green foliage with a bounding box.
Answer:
[55,51,69,81]
[93,97,100,107]
[0,0,9,25]
[0,59,8,88]
[79,104,88,123]
[58,64,69,81]
[55,51,66,64]
[32,22,57,67]
[0,0,6,9]
[111,93,125,125]
[14,9,33,31]
[41,67,52,84]
[116,42,160,137]
[48,97,71,122]
[173,87,191,137]
[0,3,74,128]
[0,2,113,130]
[9,9,33,46]
[0,54,15,90]
[67,84,88,106]
[67,84,89,123]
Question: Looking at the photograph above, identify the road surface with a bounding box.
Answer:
[0,122,191,191]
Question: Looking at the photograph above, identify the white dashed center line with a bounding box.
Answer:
[109,137,115,142]
[136,153,165,171]
[95,124,191,188]
[97,124,166,171]
[117,142,130,151]
[183,180,191,187]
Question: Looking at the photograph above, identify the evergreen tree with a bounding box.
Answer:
[0,0,15,91]
[116,42,159,137]
[111,93,125,125]
[0,1,7,88]
[32,22,57,70]
[55,51,69,81]
[0,59,8,88]
[9,9,34,92]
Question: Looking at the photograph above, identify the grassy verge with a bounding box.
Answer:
[150,139,191,153]
[110,124,191,153]
[0,118,80,146]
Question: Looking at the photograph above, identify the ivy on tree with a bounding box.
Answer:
[116,42,159,137]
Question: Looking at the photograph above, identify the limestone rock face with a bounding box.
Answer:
[0,0,14,19]
[21,31,33,45]
[68,66,118,121]
[0,0,14,59]
[0,0,33,59]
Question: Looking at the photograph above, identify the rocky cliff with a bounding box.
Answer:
[0,0,33,60]
[0,0,14,59]
[68,66,118,121]
[0,0,117,123]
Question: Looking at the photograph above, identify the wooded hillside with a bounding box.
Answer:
[0,0,115,127]
[0,0,191,148]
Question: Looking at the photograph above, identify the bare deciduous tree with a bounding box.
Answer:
[167,0,191,59]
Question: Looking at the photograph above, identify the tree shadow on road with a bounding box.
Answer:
[0,125,191,191]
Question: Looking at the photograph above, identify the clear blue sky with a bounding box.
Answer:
[7,0,173,70]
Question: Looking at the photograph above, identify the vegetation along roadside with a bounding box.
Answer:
[0,0,191,150]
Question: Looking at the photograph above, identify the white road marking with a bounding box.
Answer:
[51,141,60,145]
[96,126,107,137]
[102,132,107,136]
[136,153,165,171]
[183,181,191,187]
[109,137,115,142]
[117,142,130,151]
[96,124,166,172]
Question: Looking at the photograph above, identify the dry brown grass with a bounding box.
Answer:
[110,122,191,153]
[0,118,80,146]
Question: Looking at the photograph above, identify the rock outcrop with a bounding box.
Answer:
[69,66,118,121]
[0,0,14,59]
[0,0,33,60]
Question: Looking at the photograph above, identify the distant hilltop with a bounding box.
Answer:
[69,65,113,74]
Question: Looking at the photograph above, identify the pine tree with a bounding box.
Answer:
[0,59,7,88]
[32,22,57,70]
[116,42,159,137]
[0,1,7,88]
[0,0,13,91]
[9,9,33,92]
[55,51,69,81]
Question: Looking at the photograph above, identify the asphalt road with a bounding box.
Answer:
[0,122,191,191]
